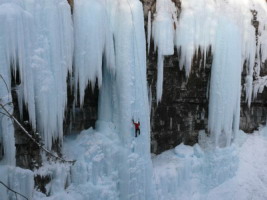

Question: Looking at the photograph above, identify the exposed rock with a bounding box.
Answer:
[12,0,267,169]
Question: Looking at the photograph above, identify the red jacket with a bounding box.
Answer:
[133,121,140,129]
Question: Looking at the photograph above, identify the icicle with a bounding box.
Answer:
[208,17,242,147]
[147,10,152,54]
[175,0,217,75]
[0,0,73,151]
[74,0,115,106]
[24,0,73,150]
[0,2,30,165]
[92,0,155,198]
[156,53,164,103]
[152,0,176,101]
[150,0,267,146]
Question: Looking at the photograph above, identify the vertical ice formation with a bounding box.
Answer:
[0,166,34,200]
[152,0,267,146]
[152,0,267,102]
[238,0,267,107]
[0,2,32,165]
[73,0,115,106]
[147,10,152,54]
[152,0,177,102]
[208,18,242,147]
[111,1,154,197]
[175,0,216,75]
[23,0,73,150]
[75,0,154,199]
[0,0,73,151]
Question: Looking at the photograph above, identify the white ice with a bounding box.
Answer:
[0,0,267,199]
[208,17,242,147]
[32,126,267,200]
[152,0,267,145]
[73,0,115,106]
[0,166,34,200]
[153,128,267,200]
[152,0,177,102]
[0,0,73,152]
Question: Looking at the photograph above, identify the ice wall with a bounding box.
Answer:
[151,0,267,146]
[152,0,177,102]
[0,0,73,153]
[73,0,115,106]
[153,142,239,200]
[0,166,34,200]
[208,18,242,147]
[0,1,33,165]
[0,0,154,198]
[74,0,154,199]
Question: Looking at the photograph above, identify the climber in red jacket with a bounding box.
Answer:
[132,119,140,137]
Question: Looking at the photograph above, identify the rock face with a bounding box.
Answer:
[12,0,267,169]
[143,0,267,153]
[147,47,267,153]
[147,49,211,153]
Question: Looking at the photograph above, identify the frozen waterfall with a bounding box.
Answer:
[0,0,267,199]
[0,0,73,152]
[151,0,267,146]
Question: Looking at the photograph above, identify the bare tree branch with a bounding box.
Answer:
[0,74,10,94]
[0,111,10,118]
[0,181,28,200]
[0,74,75,164]
[0,103,75,164]
[3,101,14,107]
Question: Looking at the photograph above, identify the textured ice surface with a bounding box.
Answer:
[0,166,34,200]
[0,0,154,199]
[153,129,267,200]
[152,0,267,102]
[208,18,242,147]
[73,0,115,106]
[36,128,267,200]
[152,0,267,145]
[34,123,155,200]
[152,0,177,102]
[0,0,73,151]
[72,0,154,199]
[1,0,267,199]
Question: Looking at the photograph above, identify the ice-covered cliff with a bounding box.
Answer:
[0,0,267,199]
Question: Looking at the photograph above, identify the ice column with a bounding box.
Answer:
[75,0,155,199]
[109,0,155,198]
[22,0,73,150]
[175,0,216,75]
[152,0,177,102]
[0,0,73,151]
[208,18,242,147]
[73,0,115,106]
[0,2,33,165]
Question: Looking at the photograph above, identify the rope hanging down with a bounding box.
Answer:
[0,181,28,200]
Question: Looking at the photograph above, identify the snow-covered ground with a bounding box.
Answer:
[206,128,267,200]
[32,121,155,200]
[2,121,267,200]
[29,126,267,200]
[1,0,267,199]
[153,127,267,200]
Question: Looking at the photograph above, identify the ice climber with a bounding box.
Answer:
[132,119,141,137]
